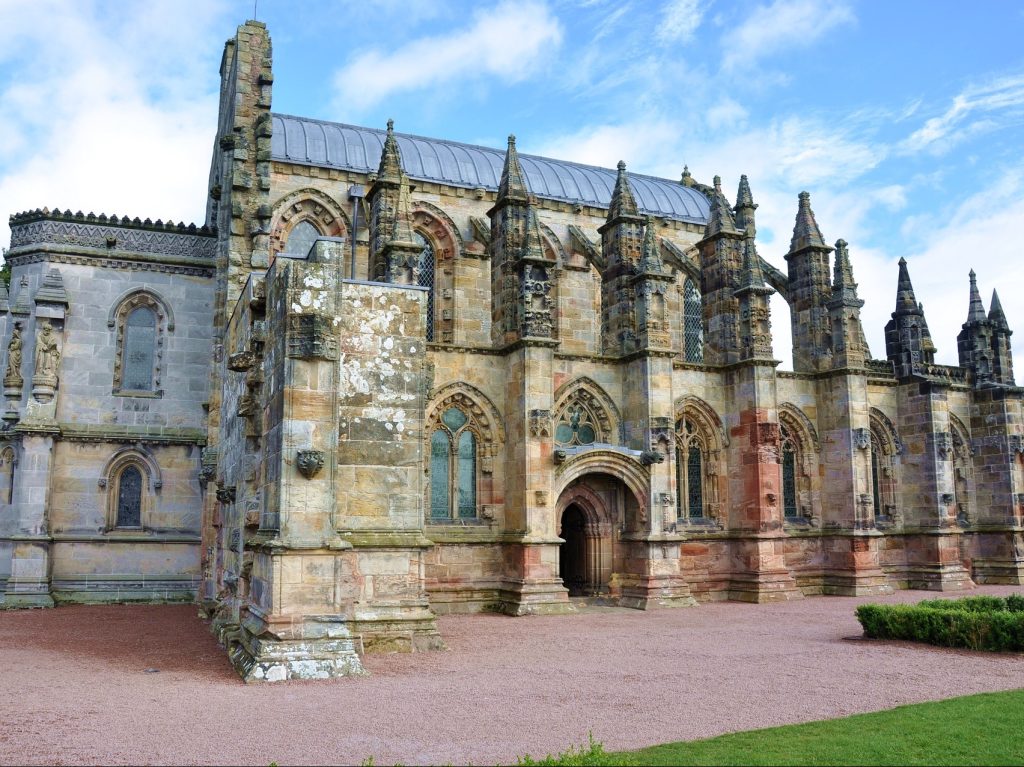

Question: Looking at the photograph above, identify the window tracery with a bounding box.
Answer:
[101,448,160,531]
[683,278,703,363]
[552,378,620,447]
[283,220,321,257]
[676,418,708,519]
[111,291,169,395]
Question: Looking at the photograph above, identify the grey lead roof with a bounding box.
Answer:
[271,114,710,224]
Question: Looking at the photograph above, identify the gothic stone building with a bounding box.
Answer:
[1,21,1022,681]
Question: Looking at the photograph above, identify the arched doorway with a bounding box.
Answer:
[559,504,588,596]
[555,470,644,598]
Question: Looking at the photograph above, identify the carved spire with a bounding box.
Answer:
[734,174,757,234]
[680,165,693,187]
[831,239,858,301]
[35,267,68,306]
[10,276,31,316]
[377,118,403,183]
[704,175,738,237]
[789,191,827,252]
[522,205,547,262]
[638,217,664,274]
[391,176,416,245]
[606,160,639,223]
[989,289,1009,329]
[736,237,769,293]
[967,269,986,323]
[894,257,921,316]
[497,134,529,202]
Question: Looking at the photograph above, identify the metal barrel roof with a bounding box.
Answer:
[271,113,709,224]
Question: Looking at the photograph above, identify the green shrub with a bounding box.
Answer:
[856,598,1024,652]
[518,735,612,766]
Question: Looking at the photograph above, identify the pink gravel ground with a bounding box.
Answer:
[2,586,1023,766]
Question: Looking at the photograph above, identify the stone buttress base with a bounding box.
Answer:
[495,542,574,616]
[821,533,894,596]
[617,537,696,609]
[970,530,1024,585]
[727,535,804,603]
[903,531,975,591]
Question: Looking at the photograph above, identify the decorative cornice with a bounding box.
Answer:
[10,208,215,237]
[6,251,214,277]
[9,215,216,262]
[57,423,207,445]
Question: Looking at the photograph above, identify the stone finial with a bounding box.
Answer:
[521,206,546,262]
[680,165,693,186]
[704,179,738,237]
[894,257,921,316]
[638,217,664,273]
[789,191,828,253]
[497,134,529,202]
[989,289,1010,330]
[734,174,756,211]
[736,237,770,294]
[376,118,404,182]
[606,160,639,223]
[832,239,858,298]
[967,269,986,323]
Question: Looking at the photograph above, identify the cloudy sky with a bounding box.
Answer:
[1,0,1022,369]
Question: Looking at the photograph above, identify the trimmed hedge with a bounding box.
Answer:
[856,595,1024,652]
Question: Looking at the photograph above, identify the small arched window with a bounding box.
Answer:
[122,307,157,391]
[415,231,436,341]
[115,465,144,528]
[683,278,703,362]
[284,220,322,257]
[429,406,476,520]
[111,292,169,396]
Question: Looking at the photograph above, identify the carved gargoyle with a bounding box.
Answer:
[296,449,326,479]
[640,449,664,466]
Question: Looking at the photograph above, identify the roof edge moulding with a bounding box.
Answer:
[270,113,710,225]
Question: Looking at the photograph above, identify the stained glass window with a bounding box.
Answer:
[683,279,703,363]
[415,232,435,341]
[285,221,321,257]
[116,466,143,528]
[457,431,476,518]
[122,307,157,391]
[430,431,450,519]
[554,404,597,446]
[428,407,477,521]
[780,425,799,518]
[871,440,881,518]
[687,446,703,518]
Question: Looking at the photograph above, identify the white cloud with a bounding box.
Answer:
[705,97,748,130]
[332,1,563,112]
[0,1,231,250]
[901,73,1024,156]
[657,0,707,44]
[722,0,855,72]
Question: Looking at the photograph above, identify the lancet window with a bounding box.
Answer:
[780,424,799,519]
[676,418,707,519]
[414,231,436,341]
[115,465,144,528]
[429,406,477,520]
[683,278,703,363]
[868,414,900,525]
[111,291,170,396]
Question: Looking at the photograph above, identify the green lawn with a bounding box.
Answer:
[516,688,1024,766]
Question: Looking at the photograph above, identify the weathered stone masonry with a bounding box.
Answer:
[2,19,1023,681]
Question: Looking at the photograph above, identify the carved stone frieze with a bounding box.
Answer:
[8,213,216,259]
[529,409,552,438]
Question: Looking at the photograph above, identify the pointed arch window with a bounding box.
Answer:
[555,404,599,446]
[284,220,322,257]
[683,278,703,362]
[780,425,798,519]
[414,231,436,341]
[116,465,144,528]
[429,406,476,520]
[868,421,900,526]
[676,418,707,519]
[111,291,170,396]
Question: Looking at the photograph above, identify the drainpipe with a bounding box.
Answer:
[347,184,365,280]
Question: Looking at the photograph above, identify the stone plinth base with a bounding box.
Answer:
[618,575,696,610]
[821,533,894,596]
[969,558,1024,585]
[904,565,975,591]
[2,590,55,609]
[496,579,574,616]
[822,572,894,596]
[728,536,803,603]
[230,633,365,683]
[350,605,446,653]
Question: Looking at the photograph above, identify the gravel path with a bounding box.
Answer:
[2,586,1023,766]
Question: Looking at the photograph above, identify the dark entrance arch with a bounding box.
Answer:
[559,504,588,596]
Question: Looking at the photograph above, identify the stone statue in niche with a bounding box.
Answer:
[4,323,23,388]
[33,321,61,382]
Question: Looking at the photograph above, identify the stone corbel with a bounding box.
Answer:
[296,449,325,479]
[853,428,870,450]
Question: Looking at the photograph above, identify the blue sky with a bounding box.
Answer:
[1,0,1022,368]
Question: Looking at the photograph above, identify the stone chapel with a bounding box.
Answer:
[1,21,1022,681]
